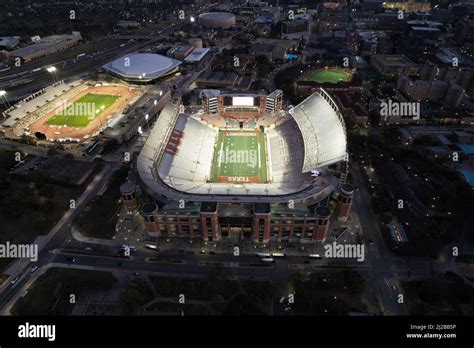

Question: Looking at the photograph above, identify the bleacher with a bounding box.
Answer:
[289,89,347,172]
[159,114,217,189]
[267,118,311,191]
[4,81,87,132]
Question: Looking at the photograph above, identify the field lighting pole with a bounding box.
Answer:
[46,66,58,84]
[0,90,11,108]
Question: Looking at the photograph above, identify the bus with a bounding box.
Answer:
[256,252,271,258]
[307,253,322,259]
[261,257,275,263]
[271,252,286,258]
[145,244,158,250]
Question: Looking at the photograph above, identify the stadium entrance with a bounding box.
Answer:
[228,228,243,244]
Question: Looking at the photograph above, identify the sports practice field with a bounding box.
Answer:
[45,93,120,127]
[210,130,268,183]
[307,68,352,84]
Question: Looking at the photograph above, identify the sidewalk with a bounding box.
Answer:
[71,226,121,247]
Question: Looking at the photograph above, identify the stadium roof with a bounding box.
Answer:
[289,89,347,172]
[184,48,210,62]
[103,53,182,82]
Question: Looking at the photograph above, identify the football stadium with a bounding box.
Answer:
[1,80,145,141]
[127,88,354,245]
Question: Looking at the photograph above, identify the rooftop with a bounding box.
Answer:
[184,48,211,62]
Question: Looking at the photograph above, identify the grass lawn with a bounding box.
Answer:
[0,151,92,271]
[308,68,352,84]
[76,165,129,239]
[210,130,268,183]
[45,93,120,127]
[12,268,115,315]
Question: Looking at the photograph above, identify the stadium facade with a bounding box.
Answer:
[122,89,354,245]
[198,12,236,29]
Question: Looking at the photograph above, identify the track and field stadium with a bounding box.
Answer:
[2,80,144,141]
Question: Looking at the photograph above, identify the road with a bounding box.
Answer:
[351,161,409,315]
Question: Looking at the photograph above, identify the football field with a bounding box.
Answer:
[45,93,120,127]
[307,68,352,84]
[210,130,268,183]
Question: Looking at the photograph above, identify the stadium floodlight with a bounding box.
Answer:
[46,66,58,83]
[0,90,10,108]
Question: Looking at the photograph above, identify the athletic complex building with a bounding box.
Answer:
[123,88,355,245]
[198,12,236,29]
[103,53,182,83]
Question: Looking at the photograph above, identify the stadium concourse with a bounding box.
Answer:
[127,88,354,244]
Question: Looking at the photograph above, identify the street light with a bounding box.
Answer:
[145,113,149,129]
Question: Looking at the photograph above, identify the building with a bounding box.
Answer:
[382,0,431,12]
[444,84,464,108]
[120,182,139,212]
[420,58,474,90]
[356,31,393,56]
[371,55,418,77]
[116,20,140,29]
[183,48,212,69]
[131,89,353,245]
[188,38,203,49]
[282,20,308,35]
[0,36,20,50]
[397,76,465,107]
[196,70,253,90]
[332,90,369,126]
[198,12,236,29]
[200,89,283,118]
[102,88,170,144]
[102,53,182,83]
[7,32,82,62]
[167,45,195,60]
[454,20,474,46]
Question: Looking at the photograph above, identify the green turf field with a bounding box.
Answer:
[45,93,120,127]
[210,130,268,183]
[307,68,352,84]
